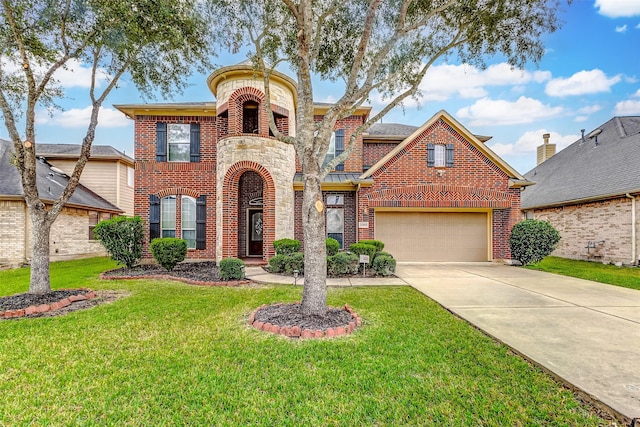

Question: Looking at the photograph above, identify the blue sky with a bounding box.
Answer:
[2,0,639,174]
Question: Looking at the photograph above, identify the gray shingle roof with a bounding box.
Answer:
[521,116,640,209]
[364,123,419,137]
[0,139,123,212]
[36,143,133,163]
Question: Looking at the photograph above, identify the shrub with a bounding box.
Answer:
[374,251,393,260]
[285,252,304,275]
[326,237,340,256]
[268,254,288,273]
[93,216,144,268]
[358,239,384,252]
[349,242,378,260]
[327,252,359,276]
[273,238,300,255]
[509,219,561,266]
[219,258,245,280]
[150,238,187,271]
[371,254,396,276]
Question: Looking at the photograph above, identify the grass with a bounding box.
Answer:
[527,256,640,291]
[0,258,608,426]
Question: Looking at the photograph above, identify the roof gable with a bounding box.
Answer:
[360,110,526,181]
[522,116,640,209]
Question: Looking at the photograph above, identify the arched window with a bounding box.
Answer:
[242,101,259,134]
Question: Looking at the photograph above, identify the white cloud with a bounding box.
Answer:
[545,69,621,97]
[636,22,640,29]
[574,116,589,122]
[489,130,579,158]
[36,106,130,128]
[616,24,628,32]
[1,56,109,89]
[595,0,640,18]
[577,105,602,114]
[456,97,564,126]
[614,99,640,115]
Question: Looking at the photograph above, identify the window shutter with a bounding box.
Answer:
[155,123,167,162]
[149,194,160,241]
[427,143,435,167]
[446,144,454,167]
[190,123,200,163]
[196,195,206,249]
[334,129,345,171]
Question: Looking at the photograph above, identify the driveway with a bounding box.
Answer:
[396,262,640,425]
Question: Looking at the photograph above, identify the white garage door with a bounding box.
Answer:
[375,211,489,262]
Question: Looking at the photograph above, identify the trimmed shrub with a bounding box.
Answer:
[219,257,245,280]
[509,219,561,266]
[150,238,187,271]
[93,216,144,268]
[268,254,288,273]
[285,252,304,275]
[273,238,300,256]
[358,239,384,252]
[327,252,359,276]
[349,242,377,260]
[371,254,396,276]
[326,237,340,256]
[374,251,393,260]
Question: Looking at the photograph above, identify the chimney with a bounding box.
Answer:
[536,133,556,165]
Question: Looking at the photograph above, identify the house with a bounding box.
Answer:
[114,62,531,263]
[522,116,640,265]
[0,138,123,268]
[36,144,135,216]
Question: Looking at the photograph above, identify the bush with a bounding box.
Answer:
[374,251,393,260]
[327,252,359,276]
[93,216,144,268]
[349,242,378,260]
[358,239,384,252]
[285,252,304,275]
[509,219,561,266]
[268,254,288,273]
[150,238,187,271]
[371,254,396,276]
[273,238,300,255]
[326,237,340,256]
[219,258,245,280]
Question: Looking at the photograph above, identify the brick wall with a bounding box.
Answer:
[238,171,264,257]
[0,200,27,266]
[531,196,639,265]
[362,142,398,171]
[49,207,107,261]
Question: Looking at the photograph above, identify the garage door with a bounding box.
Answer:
[375,211,489,262]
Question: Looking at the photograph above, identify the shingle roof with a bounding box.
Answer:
[36,143,133,163]
[293,172,373,185]
[364,123,419,137]
[521,116,640,209]
[0,139,123,212]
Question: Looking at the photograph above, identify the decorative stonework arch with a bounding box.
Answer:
[157,187,201,199]
[221,160,277,260]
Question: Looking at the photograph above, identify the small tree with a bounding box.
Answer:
[509,219,561,266]
[150,238,188,271]
[93,216,144,269]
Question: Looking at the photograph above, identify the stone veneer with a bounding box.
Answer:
[216,136,296,261]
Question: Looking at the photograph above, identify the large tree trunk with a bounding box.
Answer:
[300,172,327,316]
[28,204,53,295]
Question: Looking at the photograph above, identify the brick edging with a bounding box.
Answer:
[249,303,363,339]
[0,289,97,319]
[99,272,250,287]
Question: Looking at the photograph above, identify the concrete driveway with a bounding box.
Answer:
[396,262,640,425]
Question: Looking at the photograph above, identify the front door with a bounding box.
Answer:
[247,209,263,256]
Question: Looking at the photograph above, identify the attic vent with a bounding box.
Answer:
[588,129,602,147]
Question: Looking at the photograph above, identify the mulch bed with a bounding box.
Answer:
[101,261,249,286]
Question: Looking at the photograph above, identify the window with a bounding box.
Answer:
[323,129,345,170]
[88,211,98,240]
[161,196,176,238]
[326,194,345,248]
[181,196,196,249]
[127,166,134,187]
[167,124,190,162]
[434,145,445,167]
[243,101,259,134]
[427,143,454,167]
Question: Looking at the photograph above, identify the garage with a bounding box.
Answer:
[374,211,489,262]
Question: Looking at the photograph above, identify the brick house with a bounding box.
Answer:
[0,138,123,268]
[115,62,530,263]
[522,116,640,265]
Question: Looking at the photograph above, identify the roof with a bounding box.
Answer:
[36,143,134,165]
[0,139,123,213]
[293,172,374,190]
[522,116,640,209]
[363,122,492,143]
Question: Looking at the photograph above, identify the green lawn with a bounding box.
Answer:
[0,258,607,426]
[527,256,640,291]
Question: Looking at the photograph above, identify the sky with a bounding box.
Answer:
[2,0,640,175]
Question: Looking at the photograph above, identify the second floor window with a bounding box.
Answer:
[168,124,190,162]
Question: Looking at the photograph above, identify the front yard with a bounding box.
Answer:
[0,258,609,425]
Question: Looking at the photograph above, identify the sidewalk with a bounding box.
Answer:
[244,266,408,287]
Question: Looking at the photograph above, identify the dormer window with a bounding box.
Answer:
[243,101,259,134]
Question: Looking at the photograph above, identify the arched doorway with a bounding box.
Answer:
[238,171,264,257]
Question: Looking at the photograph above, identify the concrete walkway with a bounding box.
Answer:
[396,262,640,426]
[245,263,640,424]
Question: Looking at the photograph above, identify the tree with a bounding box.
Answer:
[216,0,564,315]
[0,0,215,294]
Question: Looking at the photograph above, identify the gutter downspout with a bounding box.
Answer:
[355,183,361,242]
[626,193,637,265]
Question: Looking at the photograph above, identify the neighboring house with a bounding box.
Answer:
[115,61,530,263]
[0,138,123,268]
[36,144,135,216]
[522,116,640,265]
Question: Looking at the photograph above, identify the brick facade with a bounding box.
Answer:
[531,197,639,265]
